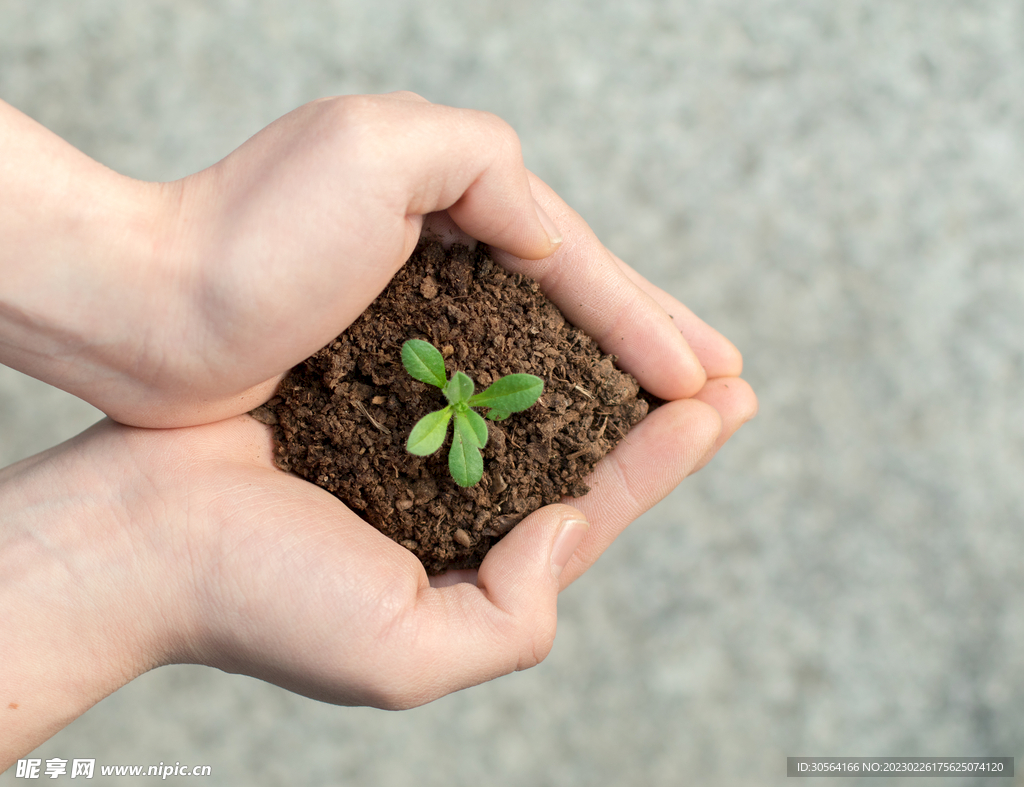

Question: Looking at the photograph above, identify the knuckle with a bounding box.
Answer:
[315,95,397,168]
[460,108,523,163]
[515,607,558,671]
[387,89,430,103]
[487,113,524,157]
[326,94,384,131]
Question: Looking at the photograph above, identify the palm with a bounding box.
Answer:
[94,362,747,709]
[114,415,431,706]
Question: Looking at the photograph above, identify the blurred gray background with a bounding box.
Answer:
[2,1,1023,785]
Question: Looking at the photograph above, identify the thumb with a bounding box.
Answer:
[384,97,563,260]
[315,91,562,260]
[443,175,564,262]
[385,505,589,707]
[474,503,591,665]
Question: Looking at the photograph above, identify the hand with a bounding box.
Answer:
[1,93,721,428]
[2,379,747,765]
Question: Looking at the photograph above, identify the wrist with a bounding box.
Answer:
[0,422,196,766]
[0,99,181,415]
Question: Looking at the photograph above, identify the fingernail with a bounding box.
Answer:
[534,198,563,248]
[551,518,589,579]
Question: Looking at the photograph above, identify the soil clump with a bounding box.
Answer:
[253,240,652,574]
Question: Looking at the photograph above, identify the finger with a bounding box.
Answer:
[420,208,738,386]
[555,398,723,588]
[608,252,744,379]
[359,504,589,707]
[326,95,562,261]
[350,92,561,260]
[688,376,758,473]
[488,175,707,401]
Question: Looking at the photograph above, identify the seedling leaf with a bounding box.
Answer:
[406,406,452,456]
[444,370,475,405]
[462,407,489,448]
[449,419,484,487]
[402,340,447,389]
[468,374,543,416]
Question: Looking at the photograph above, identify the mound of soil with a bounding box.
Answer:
[252,240,651,574]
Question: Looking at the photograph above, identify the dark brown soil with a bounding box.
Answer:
[252,240,651,574]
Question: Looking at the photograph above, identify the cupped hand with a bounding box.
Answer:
[163,92,746,430]
[2,377,742,764]
[6,92,743,429]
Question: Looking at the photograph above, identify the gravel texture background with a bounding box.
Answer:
[2,2,1023,785]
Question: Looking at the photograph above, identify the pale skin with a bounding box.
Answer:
[0,92,757,766]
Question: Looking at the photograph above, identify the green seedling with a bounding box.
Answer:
[401,339,544,487]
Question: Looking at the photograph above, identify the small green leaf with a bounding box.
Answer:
[444,371,475,405]
[462,407,489,448]
[401,340,447,389]
[468,374,544,417]
[406,406,452,456]
[448,419,484,487]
